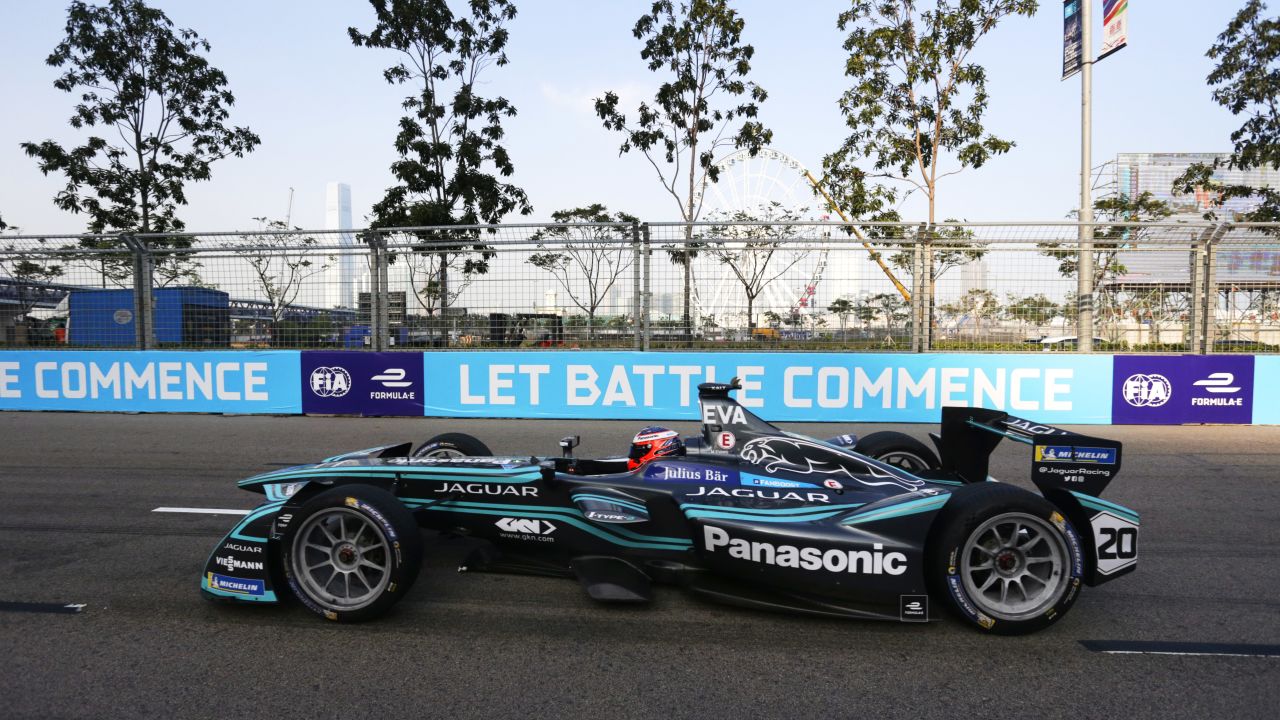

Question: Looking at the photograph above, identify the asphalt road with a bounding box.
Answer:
[1,412,1278,719]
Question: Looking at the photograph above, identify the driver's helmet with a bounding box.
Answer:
[627,426,685,470]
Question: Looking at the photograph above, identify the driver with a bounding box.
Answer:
[627,426,685,470]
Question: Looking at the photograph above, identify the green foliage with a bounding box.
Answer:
[596,0,772,332]
[527,205,638,336]
[1173,1,1280,223]
[821,0,1037,222]
[351,0,531,312]
[350,0,531,228]
[1040,191,1174,282]
[595,0,771,221]
[21,0,257,285]
[1003,293,1059,327]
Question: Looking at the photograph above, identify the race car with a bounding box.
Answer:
[201,379,1139,635]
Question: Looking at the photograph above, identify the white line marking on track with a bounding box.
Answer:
[1099,650,1278,658]
[152,507,251,516]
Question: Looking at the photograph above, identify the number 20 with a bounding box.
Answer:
[1097,527,1137,559]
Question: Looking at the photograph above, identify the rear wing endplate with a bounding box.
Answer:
[939,407,1122,497]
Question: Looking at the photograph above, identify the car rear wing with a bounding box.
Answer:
[937,407,1122,498]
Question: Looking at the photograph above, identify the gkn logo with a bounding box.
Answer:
[496,518,556,535]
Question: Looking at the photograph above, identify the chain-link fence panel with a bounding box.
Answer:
[4,221,1280,352]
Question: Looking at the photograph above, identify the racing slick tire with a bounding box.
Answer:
[926,483,1083,636]
[854,432,941,472]
[281,485,422,622]
[413,432,492,458]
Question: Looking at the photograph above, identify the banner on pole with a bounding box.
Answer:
[1063,0,1084,79]
[1099,0,1128,60]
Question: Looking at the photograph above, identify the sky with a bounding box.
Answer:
[0,0,1253,235]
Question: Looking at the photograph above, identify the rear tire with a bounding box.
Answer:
[413,432,492,458]
[854,431,940,472]
[927,483,1084,636]
[281,484,422,622]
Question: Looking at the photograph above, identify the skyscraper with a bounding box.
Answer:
[324,182,359,309]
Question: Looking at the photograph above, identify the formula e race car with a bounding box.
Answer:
[201,380,1139,635]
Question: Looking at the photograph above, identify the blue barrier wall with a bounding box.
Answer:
[0,351,301,414]
[0,349,1271,424]
[420,351,1114,424]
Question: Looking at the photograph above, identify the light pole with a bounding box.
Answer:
[1077,0,1094,352]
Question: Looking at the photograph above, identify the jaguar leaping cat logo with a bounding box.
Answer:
[739,437,925,492]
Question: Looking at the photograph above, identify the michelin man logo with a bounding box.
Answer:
[1121,373,1171,408]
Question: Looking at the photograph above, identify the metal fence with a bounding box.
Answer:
[3,221,1279,352]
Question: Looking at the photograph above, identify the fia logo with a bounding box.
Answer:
[310,366,352,398]
[1121,373,1171,408]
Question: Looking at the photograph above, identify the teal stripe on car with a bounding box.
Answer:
[228,500,285,541]
[1070,491,1140,523]
[240,466,541,486]
[840,495,950,526]
[679,501,864,516]
[682,508,847,523]
[570,493,648,513]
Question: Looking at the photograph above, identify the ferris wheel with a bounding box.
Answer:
[690,148,829,329]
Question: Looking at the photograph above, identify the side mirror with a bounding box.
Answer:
[559,435,581,458]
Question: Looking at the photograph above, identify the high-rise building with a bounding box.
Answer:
[1112,153,1280,220]
[324,182,360,309]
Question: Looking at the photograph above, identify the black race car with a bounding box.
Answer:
[202,379,1138,635]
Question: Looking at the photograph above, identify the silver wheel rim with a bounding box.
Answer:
[960,512,1068,621]
[292,507,392,612]
[878,450,929,472]
[418,446,463,459]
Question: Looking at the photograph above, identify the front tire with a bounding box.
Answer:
[413,432,492,458]
[927,483,1083,636]
[282,485,422,622]
[854,431,941,472]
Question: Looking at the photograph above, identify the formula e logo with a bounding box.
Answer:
[310,366,352,398]
[371,368,412,388]
[1121,373,1171,408]
[1192,372,1240,393]
[496,518,556,535]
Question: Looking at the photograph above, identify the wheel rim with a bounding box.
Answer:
[960,512,1068,621]
[417,446,463,459]
[291,507,392,612]
[877,450,930,472]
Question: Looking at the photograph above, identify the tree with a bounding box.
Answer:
[350,0,532,314]
[527,205,638,340]
[704,202,811,331]
[822,1,1029,344]
[828,297,855,339]
[222,218,335,328]
[1173,1,1280,223]
[1004,293,1058,333]
[22,0,258,286]
[868,291,910,339]
[822,0,1036,224]
[595,0,771,336]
